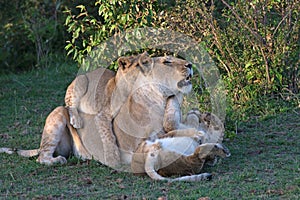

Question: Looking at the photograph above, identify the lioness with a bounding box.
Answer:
[1,53,149,166]
[102,53,230,181]
[1,53,229,181]
[1,53,193,164]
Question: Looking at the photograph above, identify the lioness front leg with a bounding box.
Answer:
[95,111,120,168]
[65,75,88,128]
[163,95,190,132]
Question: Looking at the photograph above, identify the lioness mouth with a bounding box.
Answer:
[178,75,192,88]
[185,67,193,82]
[177,66,193,90]
[186,74,192,81]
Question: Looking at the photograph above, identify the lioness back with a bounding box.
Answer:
[65,68,116,115]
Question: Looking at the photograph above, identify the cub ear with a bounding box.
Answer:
[138,52,153,74]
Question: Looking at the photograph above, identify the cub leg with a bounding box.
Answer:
[159,128,204,144]
[155,143,230,181]
[143,141,212,182]
[37,106,73,165]
[65,75,88,128]
[185,109,202,129]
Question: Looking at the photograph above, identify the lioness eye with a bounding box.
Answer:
[163,60,172,64]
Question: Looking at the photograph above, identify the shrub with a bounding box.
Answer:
[159,0,299,118]
[64,0,299,120]
[64,0,163,64]
[0,0,69,73]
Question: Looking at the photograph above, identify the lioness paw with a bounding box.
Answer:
[70,115,83,129]
[54,156,68,165]
[37,156,67,165]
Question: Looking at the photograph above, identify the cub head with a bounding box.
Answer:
[200,112,225,134]
[111,53,148,116]
[204,143,231,166]
[212,143,231,158]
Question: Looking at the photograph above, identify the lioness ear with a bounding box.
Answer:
[117,56,134,70]
[138,52,152,74]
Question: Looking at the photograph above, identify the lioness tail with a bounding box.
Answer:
[0,147,39,157]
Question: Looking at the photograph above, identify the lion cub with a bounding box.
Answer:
[131,112,230,182]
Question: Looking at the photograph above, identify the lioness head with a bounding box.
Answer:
[116,52,193,94]
[135,52,193,95]
[111,52,193,116]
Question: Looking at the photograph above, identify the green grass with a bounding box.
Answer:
[0,64,299,199]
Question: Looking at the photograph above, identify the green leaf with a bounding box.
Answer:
[76,5,86,12]
[65,43,73,50]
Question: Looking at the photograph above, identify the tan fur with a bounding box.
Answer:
[0,54,146,167]
[64,53,157,167]
[113,55,194,163]
[1,106,91,165]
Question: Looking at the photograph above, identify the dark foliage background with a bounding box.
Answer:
[0,0,299,121]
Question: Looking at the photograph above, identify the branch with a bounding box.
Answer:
[220,0,264,44]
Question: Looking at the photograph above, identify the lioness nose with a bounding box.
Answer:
[185,63,192,69]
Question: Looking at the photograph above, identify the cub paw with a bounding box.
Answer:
[186,109,201,119]
[185,109,202,128]
[192,131,205,144]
